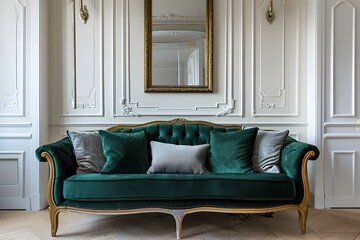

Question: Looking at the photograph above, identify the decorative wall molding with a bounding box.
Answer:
[216,99,235,117]
[0,0,25,117]
[259,89,286,108]
[114,0,242,117]
[252,0,300,117]
[0,123,32,128]
[330,1,356,118]
[0,89,19,109]
[0,151,25,198]
[71,88,97,109]
[325,133,360,138]
[119,98,139,117]
[61,0,104,116]
[330,151,357,197]
[0,133,32,139]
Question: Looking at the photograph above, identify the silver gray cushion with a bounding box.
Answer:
[252,130,289,173]
[147,141,210,174]
[67,130,106,174]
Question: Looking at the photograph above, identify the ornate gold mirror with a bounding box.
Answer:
[144,0,213,92]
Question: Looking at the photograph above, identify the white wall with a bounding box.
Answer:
[48,0,309,137]
[322,0,360,208]
[4,0,342,210]
[0,0,48,210]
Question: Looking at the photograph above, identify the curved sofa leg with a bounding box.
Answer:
[171,210,186,239]
[298,207,308,234]
[49,206,60,237]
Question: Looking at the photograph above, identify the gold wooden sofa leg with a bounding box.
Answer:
[49,206,60,237]
[298,207,308,234]
[171,209,186,239]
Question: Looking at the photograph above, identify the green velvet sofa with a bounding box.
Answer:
[36,119,319,239]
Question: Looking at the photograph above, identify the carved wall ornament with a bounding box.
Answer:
[216,99,235,117]
[71,89,97,109]
[120,98,139,117]
[259,89,286,108]
[0,89,19,109]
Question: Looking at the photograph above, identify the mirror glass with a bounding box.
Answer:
[144,0,213,92]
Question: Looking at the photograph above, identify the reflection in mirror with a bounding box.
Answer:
[144,0,213,92]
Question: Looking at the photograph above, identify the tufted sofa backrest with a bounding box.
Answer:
[109,122,241,162]
[111,124,240,145]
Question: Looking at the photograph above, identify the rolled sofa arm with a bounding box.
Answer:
[280,137,320,203]
[35,137,77,206]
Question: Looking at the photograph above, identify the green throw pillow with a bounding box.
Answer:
[99,130,150,174]
[208,128,258,173]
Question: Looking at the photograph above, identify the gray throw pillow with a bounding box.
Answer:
[252,130,289,173]
[67,130,106,174]
[147,141,210,174]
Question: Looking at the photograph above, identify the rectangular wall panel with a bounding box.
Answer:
[332,152,355,197]
[324,0,360,208]
[252,0,300,117]
[325,137,360,208]
[115,0,242,117]
[331,2,356,117]
[61,0,104,116]
[0,152,24,198]
[0,0,25,116]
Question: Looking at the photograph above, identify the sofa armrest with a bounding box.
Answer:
[280,137,320,203]
[36,137,77,206]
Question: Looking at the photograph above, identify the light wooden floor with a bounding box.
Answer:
[1,208,360,239]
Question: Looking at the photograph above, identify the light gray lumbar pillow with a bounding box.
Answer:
[67,130,106,174]
[147,141,210,174]
[252,130,289,173]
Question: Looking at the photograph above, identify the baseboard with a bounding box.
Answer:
[314,192,325,209]
[30,192,48,211]
[0,197,30,210]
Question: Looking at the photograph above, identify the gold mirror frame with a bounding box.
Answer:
[144,0,213,92]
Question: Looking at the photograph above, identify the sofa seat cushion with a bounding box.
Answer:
[63,173,296,201]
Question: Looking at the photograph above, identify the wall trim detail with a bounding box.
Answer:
[115,0,241,117]
[0,151,27,209]
[0,133,32,139]
[216,98,235,117]
[251,0,300,117]
[0,0,25,117]
[330,1,356,118]
[325,133,360,138]
[330,151,357,197]
[71,88,97,109]
[259,89,286,108]
[119,98,139,117]
[61,0,104,116]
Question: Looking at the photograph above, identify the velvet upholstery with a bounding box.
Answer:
[36,123,320,207]
[99,131,149,174]
[63,173,295,201]
[208,128,258,173]
[35,137,77,206]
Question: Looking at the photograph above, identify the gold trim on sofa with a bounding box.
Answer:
[41,119,316,239]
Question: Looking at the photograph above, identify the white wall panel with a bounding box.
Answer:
[325,0,360,123]
[252,0,300,117]
[325,138,360,208]
[0,151,29,209]
[61,0,104,116]
[115,0,242,117]
[0,0,25,116]
[330,2,356,118]
[323,0,360,208]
